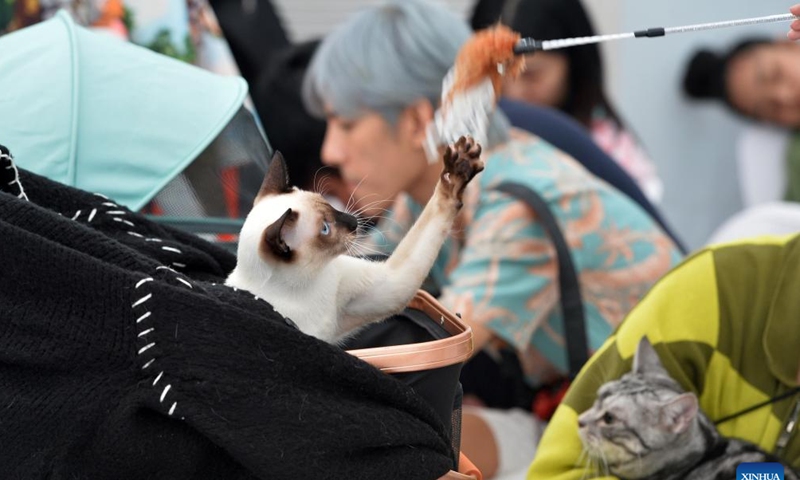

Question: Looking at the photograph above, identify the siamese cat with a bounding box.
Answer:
[226,136,483,344]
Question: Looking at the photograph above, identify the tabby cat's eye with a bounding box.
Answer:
[602,412,615,424]
[321,221,331,236]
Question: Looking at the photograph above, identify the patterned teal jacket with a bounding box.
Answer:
[373,130,683,384]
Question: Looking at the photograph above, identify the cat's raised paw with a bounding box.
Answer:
[441,135,484,206]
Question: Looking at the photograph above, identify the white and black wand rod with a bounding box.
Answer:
[514,13,799,54]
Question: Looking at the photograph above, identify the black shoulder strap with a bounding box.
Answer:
[495,182,589,380]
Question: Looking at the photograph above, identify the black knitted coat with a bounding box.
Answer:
[0,146,453,480]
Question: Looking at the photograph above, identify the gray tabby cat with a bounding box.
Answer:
[578,337,799,480]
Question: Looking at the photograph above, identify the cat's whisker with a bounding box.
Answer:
[351,197,395,220]
[312,166,337,194]
[358,211,404,231]
[577,448,588,466]
[316,177,332,197]
[347,234,376,255]
[354,208,395,221]
[580,456,595,480]
[351,197,380,211]
[345,175,370,214]
[599,451,610,478]
[312,167,324,193]
[577,450,589,480]
[345,242,356,258]
[348,190,379,207]
[364,226,389,245]
[349,240,384,259]
[351,241,380,259]
[348,192,394,213]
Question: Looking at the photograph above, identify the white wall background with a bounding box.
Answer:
[605,1,791,249]
[272,0,474,42]
[272,0,794,249]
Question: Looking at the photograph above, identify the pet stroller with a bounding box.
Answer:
[0,12,480,479]
[0,8,265,252]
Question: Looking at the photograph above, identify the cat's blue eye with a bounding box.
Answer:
[321,221,331,236]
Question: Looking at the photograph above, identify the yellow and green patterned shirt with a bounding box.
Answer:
[529,234,800,479]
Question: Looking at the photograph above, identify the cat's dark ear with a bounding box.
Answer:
[262,208,298,262]
[660,393,698,434]
[632,337,669,377]
[258,151,292,199]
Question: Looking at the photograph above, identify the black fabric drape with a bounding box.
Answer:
[0,146,452,480]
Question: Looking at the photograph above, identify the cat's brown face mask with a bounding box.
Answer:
[256,151,360,264]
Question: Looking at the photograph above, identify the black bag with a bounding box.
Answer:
[341,291,472,469]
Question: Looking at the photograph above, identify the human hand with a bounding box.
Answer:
[789,5,800,40]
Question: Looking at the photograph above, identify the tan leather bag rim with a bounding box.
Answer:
[438,471,478,480]
[347,290,474,373]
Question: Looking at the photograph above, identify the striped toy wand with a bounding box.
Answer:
[514,12,799,53]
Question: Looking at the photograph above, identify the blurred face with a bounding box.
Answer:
[727,42,800,127]
[502,52,570,108]
[320,106,428,214]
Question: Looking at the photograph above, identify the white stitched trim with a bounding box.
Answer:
[101,202,118,207]
[87,208,97,222]
[127,231,144,238]
[145,238,163,243]
[1,153,27,201]
[172,262,186,268]
[160,385,171,402]
[132,270,187,421]
[7,178,16,185]
[161,246,182,254]
[138,328,154,337]
[112,217,135,227]
[71,210,81,220]
[132,293,152,308]
[93,193,109,200]
[105,210,126,215]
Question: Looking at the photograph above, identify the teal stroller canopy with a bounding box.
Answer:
[0,10,249,212]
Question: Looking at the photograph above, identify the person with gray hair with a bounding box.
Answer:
[303,0,683,477]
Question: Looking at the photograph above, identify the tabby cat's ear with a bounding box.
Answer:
[632,337,669,377]
[258,151,292,199]
[660,393,698,434]
[263,208,298,262]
